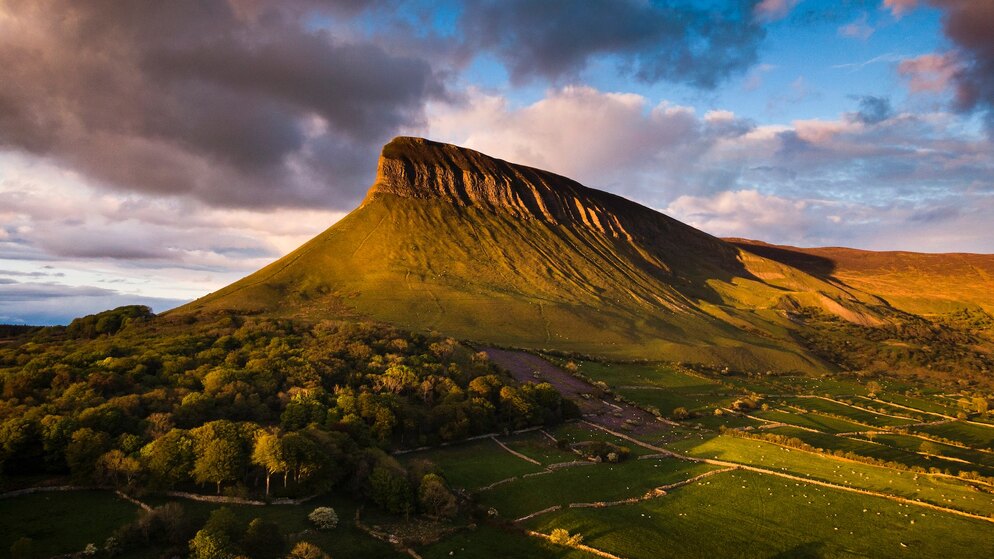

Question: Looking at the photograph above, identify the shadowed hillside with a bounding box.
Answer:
[176,138,926,372]
[729,239,994,315]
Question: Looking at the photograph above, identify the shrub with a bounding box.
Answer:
[549,528,583,547]
[287,542,330,559]
[308,507,339,530]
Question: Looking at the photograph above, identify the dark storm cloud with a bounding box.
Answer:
[851,95,894,124]
[928,1,994,133]
[459,0,766,88]
[0,0,445,209]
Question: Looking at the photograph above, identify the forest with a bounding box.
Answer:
[0,306,577,556]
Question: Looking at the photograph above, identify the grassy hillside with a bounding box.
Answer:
[729,239,994,316]
[176,138,910,373]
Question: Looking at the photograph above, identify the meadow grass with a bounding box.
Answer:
[914,421,994,449]
[865,392,957,415]
[781,397,916,428]
[500,431,582,466]
[527,469,994,559]
[137,493,402,558]
[668,434,994,517]
[575,361,718,389]
[399,438,546,490]
[752,408,871,433]
[765,427,951,472]
[870,433,994,471]
[0,490,139,558]
[477,458,716,520]
[418,524,595,559]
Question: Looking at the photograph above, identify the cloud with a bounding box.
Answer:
[929,0,994,130]
[666,190,811,240]
[665,188,994,252]
[754,0,801,22]
[850,95,895,124]
[885,0,919,18]
[0,1,445,210]
[0,278,186,325]
[428,86,757,204]
[893,2,994,133]
[839,13,875,40]
[458,0,766,88]
[429,86,994,251]
[898,53,961,94]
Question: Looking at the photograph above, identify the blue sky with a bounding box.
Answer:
[0,0,992,324]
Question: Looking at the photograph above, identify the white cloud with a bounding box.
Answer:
[427,86,994,251]
[839,14,875,40]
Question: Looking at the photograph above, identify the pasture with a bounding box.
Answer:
[527,470,994,559]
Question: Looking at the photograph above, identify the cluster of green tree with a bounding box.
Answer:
[0,308,577,507]
[792,308,994,388]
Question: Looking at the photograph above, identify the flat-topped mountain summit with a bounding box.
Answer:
[176,137,986,371]
[369,137,714,247]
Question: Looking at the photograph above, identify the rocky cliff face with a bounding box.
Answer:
[368,137,641,240]
[366,136,733,261]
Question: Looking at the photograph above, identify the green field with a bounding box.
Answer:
[780,397,916,428]
[752,408,871,433]
[500,431,583,466]
[574,361,720,389]
[399,437,547,491]
[527,470,994,559]
[0,491,140,558]
[870,433,994,472]
[914,421,994,449]
[478,458,716,520]
[669,435,994,517]
[418,525,594,559]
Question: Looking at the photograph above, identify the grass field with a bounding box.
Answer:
[478,458,717,520]
[870,433,994,472]
[574,361,720,390]
[527,470,994,559]
[399,437,546,490]
[418,525,595,559]
[500,431,582,466]
[752,408,871,433]
[669,435,994,517]
[0,491,140,558]
[914,421,994,449]
[780,397,916,428]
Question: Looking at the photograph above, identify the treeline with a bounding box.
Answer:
[0,308,578,508]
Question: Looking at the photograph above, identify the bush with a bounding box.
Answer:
[671,407,690,420]
[287,542,329,559]
[307,507,339,530]
[549,528,583,547]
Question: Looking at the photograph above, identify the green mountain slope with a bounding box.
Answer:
[176,138,907,371]
[728,238,994,316]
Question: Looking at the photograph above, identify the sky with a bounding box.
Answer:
[0,0,993,325]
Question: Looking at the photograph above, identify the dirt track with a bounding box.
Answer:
[482,347,672,436]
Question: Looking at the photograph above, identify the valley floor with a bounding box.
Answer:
[4,349,994,559]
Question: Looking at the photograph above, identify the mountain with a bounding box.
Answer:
[728,239,994,316]
[176,137,971,372]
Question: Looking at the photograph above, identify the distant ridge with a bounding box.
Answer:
[729,238,994,315]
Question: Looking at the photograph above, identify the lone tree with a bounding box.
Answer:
[418,474,457,518]
[252,431,286,496]
[194,439,243,494]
